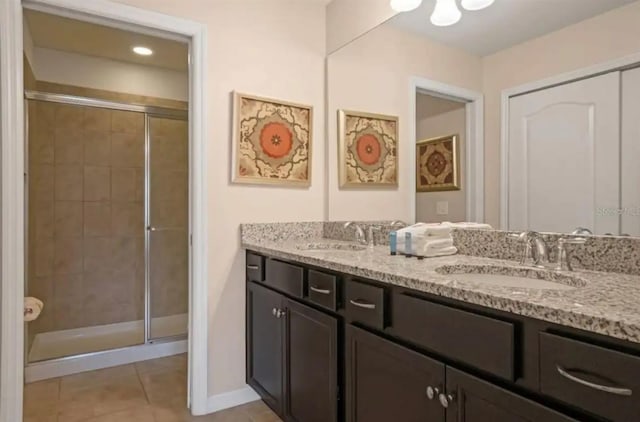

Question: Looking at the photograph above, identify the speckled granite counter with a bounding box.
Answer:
[241,225,640,345]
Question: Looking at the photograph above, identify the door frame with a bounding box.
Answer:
[500,51,640,230]
[0,0,210,419]
[409,76,485,223]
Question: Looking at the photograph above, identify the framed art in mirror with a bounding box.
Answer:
[232,91,312,186]
[338,109,398,188]
[416,134,460,192]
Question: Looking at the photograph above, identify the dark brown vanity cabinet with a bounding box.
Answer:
[346,325,445,422]
[247,280,339,422]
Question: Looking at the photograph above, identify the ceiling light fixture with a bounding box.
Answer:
[390,0,423,13]
[132,46,153,56]
[461,0,495,11]
[430,0,461,27]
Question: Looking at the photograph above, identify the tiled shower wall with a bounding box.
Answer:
[28,100,146,338]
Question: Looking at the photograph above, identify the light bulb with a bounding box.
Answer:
[430,0,462,26]
[390,0,423,13]
[132,46,153,56]
[461,0,495,11]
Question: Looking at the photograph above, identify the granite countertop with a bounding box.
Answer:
[242,237,640,345]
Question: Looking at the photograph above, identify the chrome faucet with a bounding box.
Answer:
[510,231,550,267]
[390,220,408,229]
[571,227,593,235]
[555,237,587,271]
[344,222,367,245]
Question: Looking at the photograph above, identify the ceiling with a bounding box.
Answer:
[390,0,637,56]
[24,10,189,71]
[417,92,465,118]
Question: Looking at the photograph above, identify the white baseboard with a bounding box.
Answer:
[205,385,260,415]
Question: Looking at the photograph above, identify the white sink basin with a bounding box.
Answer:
[436,265,586,291]
[296,242,366,252]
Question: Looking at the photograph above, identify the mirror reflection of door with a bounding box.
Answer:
[415,93,467,223]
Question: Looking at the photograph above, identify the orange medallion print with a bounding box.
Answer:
[260,122,293,159]
[356,134,381,166]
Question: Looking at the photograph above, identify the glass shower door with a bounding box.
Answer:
[147,115,189,340]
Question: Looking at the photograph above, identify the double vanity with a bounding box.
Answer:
[242,222,640,422]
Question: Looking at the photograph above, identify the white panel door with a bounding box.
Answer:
[508,72,620,234]
[622,67,640,236]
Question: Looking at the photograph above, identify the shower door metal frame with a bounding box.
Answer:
[24,91,188,353]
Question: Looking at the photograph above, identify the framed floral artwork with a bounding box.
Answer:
[232,92,313,186]
[338,110,398,188]
[416,134,460,192]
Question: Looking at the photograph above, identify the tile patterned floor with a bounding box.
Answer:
[23,354,282,422]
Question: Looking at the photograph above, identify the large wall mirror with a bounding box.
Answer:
[326,0,640,237]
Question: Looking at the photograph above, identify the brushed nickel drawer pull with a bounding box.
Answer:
[310,286,331,295]
[349,299,376,310]
[246,265,259,270]
[556,365,632,396]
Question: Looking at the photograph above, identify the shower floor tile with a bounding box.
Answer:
[23,354,283,422]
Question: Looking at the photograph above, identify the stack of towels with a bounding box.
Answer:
[396,222,492,258]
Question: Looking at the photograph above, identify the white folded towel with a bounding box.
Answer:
[445,222,493,230]
[424,238,454,250]
[423,245,458,258]
[24,297,44,322]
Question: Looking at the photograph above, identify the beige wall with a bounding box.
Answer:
[32,47,188,102]
[326,0,397,54]
[482,0,640,227]
[114,0,327,396]
[327,24,482,222]
[415,94,466,223]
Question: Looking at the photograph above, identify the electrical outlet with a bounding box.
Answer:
[436,201,449,215]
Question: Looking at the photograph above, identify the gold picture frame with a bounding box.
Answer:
[338,109,398,188]
[416,134,460,192]
[232,91,313,187]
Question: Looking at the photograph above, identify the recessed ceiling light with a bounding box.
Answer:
[461,0,495,11]
[132,46,153,56]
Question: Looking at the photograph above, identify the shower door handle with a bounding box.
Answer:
[147,226,186,232]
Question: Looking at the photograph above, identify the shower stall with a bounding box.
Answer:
[24,91,189,380]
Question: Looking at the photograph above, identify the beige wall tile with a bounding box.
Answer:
[53,273,85,330]
[30,164,55,202]
[111,202,144,237]
[111,132,144,168]
[55,104,84,131]
[34,100,56,127]
[55,165,83,201]
[55,201,83,237]
[29,123,55,165]
[32,237,54,277]
[30,200,54,239]
[151,200,187,229]
[150,231,188,317]
[84,166,111,201]
[84,270,137,326]
[84,131,111,166]
[84,202,112,237]
[111,110,144,134]
[112,237,139,273]
[151,135,188,171]
[84,107,112,132]
[111,168,136,201]
[151,169,187,202]
[54,236,83,275]
[84,237,114,273]
[55,129,84,164]
[149,117,188,140]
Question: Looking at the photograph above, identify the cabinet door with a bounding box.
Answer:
[284,299,338,422]
[247,282,284,413]
[445,367,578,422]
[346,325,445,422]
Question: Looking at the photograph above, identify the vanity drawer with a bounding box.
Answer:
[265,259,304,298]
[308,270,338,311]
[539,332,640,422]
[345,280,385,330]
[392,293,515,380]
[246,252,265,283]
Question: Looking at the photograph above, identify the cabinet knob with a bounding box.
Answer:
[272,308,277,317]
[275,308,286,319]
[426,386,439,400]
[438,392,455,408]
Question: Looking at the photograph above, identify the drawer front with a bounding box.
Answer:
[265,259,305,298]
[308,270,338,311]
[539,332,640,422]
[246,252,265,283]
[345,280,385,330]
[393,293,515,380]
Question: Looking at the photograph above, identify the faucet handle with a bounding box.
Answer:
[556,237,587,271]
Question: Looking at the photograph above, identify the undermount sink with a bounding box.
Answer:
[435,264,586,291]
[296,242,366,252]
